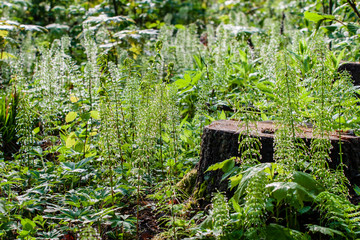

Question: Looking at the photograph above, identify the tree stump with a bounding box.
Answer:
[194,120,360,204]
[338,62,360,85]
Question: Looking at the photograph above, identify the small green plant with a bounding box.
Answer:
[0,88,20,159]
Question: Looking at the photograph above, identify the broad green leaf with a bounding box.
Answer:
[206,158,235,173]
[229,173,243,189]
[65,112,77,123]
[231,198,242,213]
[221,166,239,182]
[307,225,345,237]
[66,133,76,148]
[239,49,247,63]
[222,158,235,172]
[256,82,274,94]
[184,73,191,85]
[77,157,92,169]
[261,113,269,121]
[74,142,85,152]
[21,218,36,231]
[266,181,314,209]
[304,11,335,23]
[191,72,202,85]
[61,161,76,171]
[175,24,185,30]
[179,114,189,128]
[81,112,91,122]
[233,163,273,202]
[173,78,191,89]
[90,110,100,120]
[292,171,324,196]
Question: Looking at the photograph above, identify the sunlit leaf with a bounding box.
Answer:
[90,110,100,120]
[304,11,335,23]
[65,112,77,123]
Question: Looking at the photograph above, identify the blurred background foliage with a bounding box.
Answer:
[1,0,360,63]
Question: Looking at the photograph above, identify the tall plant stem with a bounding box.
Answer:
[106,134,114,205]
[338,108,343,171]
[136,162,140,240]
[114,89,125,179]
[159,84,164,174]
[83,122,89,159]
[283,55,297,146]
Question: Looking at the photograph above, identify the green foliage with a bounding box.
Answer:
[0,88,20,159]
[1,0,360,239]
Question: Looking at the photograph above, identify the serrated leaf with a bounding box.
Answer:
[90,110,100,120]
[65,112,77,123]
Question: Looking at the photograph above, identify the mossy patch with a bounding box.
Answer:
[194,180,207,199]
[176,168,197,196]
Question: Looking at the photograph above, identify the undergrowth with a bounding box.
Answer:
[1,1,360,239]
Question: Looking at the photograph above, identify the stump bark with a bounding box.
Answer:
[194,120,360,204]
